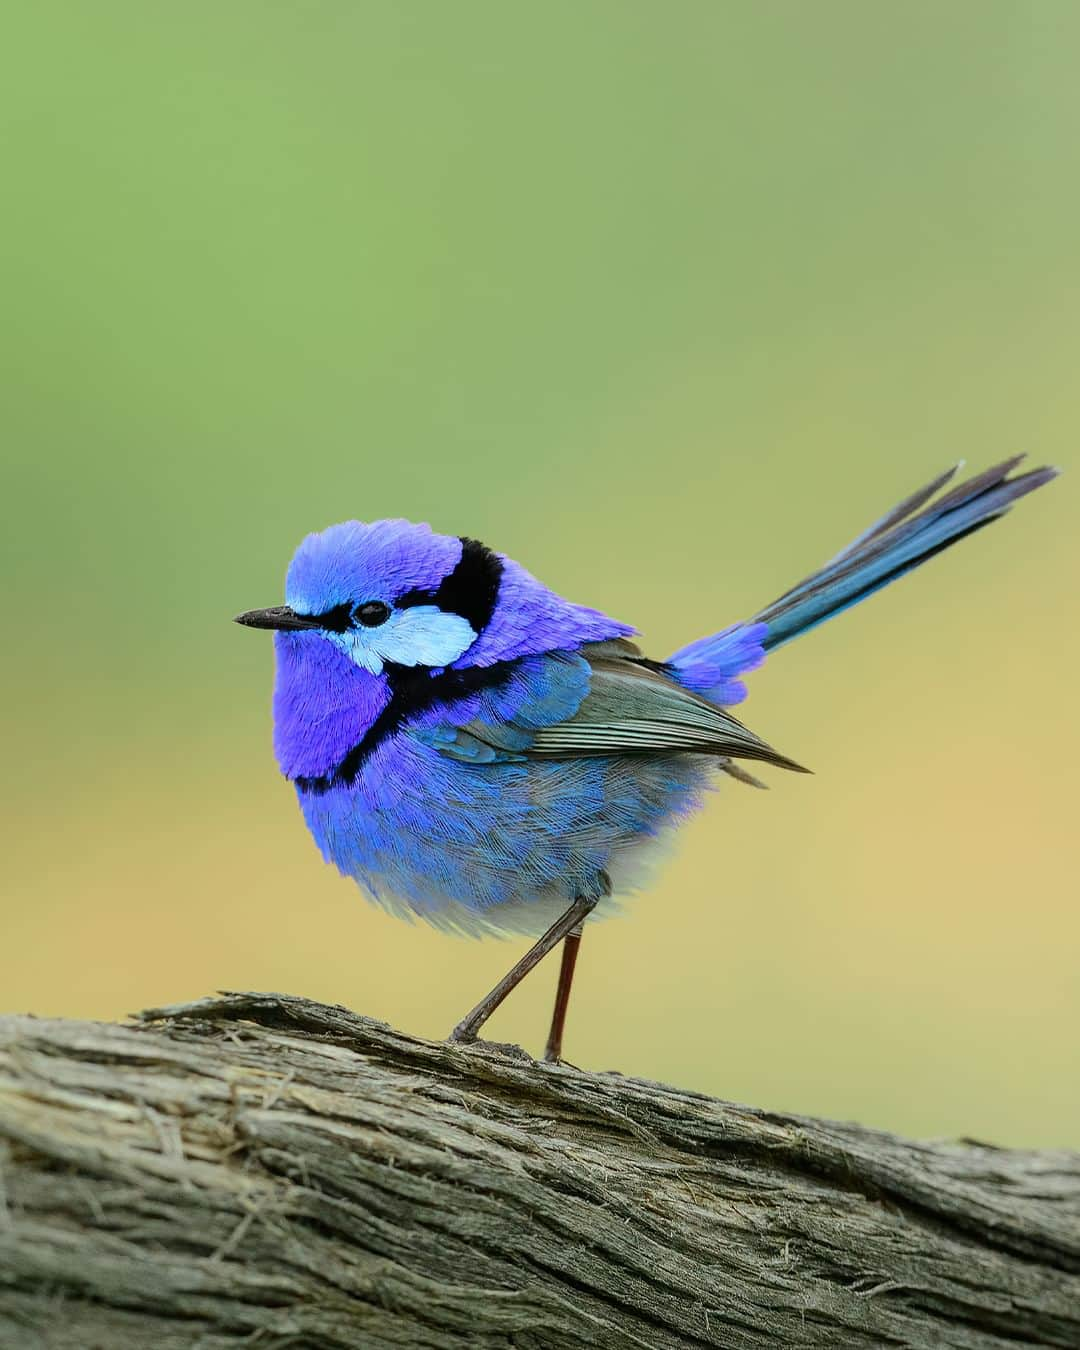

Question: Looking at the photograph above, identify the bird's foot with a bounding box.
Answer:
[446,1032,534,1063]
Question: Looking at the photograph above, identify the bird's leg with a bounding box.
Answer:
[449,894,597,1046]
[543,922,584,1063]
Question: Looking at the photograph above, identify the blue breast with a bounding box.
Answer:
[298,739,712,925]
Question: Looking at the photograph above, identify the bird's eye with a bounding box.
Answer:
[354,600,391,627]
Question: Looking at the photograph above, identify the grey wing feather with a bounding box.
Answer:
[526,651,809,773]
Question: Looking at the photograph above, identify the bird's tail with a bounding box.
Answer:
[752,455,1057,651]
[667,456,1057,704]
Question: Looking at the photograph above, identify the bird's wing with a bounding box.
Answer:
[411,641,807,774]
[524,651,807,771]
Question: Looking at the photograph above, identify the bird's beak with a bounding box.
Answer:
[233,605,321,631]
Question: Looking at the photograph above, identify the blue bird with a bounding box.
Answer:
[236,457,1057,1061]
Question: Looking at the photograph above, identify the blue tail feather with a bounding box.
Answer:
[752,457,1059,652]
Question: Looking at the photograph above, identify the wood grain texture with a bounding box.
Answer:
[0,992,1077,1349]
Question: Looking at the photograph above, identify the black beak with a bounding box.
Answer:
[234,605,321,631]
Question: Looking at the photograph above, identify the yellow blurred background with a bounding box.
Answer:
[3,2,1077,1147]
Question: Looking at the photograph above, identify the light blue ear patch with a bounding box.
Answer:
[376,606,477,667]
[328,606,477,673]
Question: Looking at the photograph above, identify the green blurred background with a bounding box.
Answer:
[3,2,1077,1146]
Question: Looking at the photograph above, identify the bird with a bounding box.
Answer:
[235,456,1057,1062]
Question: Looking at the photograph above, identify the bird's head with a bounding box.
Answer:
[236,518,633,781]
[236,519,499,676]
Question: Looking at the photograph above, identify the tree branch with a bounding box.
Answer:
[0,992,1077,1348]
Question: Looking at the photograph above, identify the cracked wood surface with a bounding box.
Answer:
[0,992,1077,1349]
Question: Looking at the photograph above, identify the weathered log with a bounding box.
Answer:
[0,992,1076,1348]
